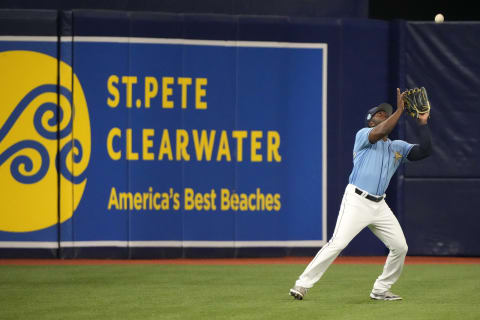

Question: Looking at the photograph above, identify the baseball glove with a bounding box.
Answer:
[402,87,431,118]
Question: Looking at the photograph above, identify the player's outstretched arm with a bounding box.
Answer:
[407,110,432,161]
[368,88,405,144]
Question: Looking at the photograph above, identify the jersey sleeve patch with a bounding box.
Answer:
[392,140,415,163]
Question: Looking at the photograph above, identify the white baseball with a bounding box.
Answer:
[435,14,444,23]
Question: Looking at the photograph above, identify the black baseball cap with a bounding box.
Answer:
[365,103,393,127]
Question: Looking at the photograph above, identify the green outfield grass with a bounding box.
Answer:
[0,263,479,320]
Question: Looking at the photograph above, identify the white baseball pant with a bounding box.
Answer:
[295,184,408,294]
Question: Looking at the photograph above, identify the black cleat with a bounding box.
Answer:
[370,291,402,301]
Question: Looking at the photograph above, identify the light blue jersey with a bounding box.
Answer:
[348,128,414,196]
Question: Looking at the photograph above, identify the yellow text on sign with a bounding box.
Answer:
[106,75,207,110]
[184,188,217,211]
[106,128,282,163]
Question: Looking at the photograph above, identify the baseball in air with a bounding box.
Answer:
[435,13,444,23]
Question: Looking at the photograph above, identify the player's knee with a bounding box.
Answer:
[394,242,408,256]
[331,239,349,251]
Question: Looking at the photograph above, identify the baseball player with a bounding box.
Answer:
[290,88,432,301]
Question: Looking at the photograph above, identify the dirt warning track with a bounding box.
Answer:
[0,256,479,266]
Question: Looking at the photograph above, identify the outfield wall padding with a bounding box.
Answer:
[0,10,478,257]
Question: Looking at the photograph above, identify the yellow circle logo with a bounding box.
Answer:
[0,50,90,232]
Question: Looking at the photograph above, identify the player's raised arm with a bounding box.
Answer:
[368,89,405,144]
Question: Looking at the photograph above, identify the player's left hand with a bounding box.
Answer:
[417,111,429,125]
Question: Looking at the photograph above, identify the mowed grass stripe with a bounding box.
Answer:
[0,264,479,320]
